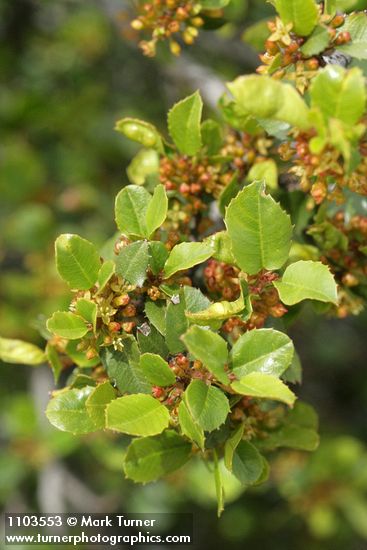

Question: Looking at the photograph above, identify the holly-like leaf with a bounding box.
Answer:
[47,312,88,340]
[139,353,176,386]
[231,372,296,406]
[106,394,170,436]
[184,380,230,432]
[300,25,330,56]
[115,118,163,151]
[274,0,319,36]
[232,441,264,485]
[46,386,98,435]
[336,13,367,59]
[100,343,151,395]
[227,75,310,129]
[178,401,205,450]
[182,326,229,384]
[230,328,294,379]
[310,66,366,125]
[85,381,116,430]
[115,241,150,287]
[115,185,150,237]
[0,337,46,366]
[225,181,292,275]
[123,430,192,483]
[55,234,101,290]
[273,260,338,305]
[167,91,203,156]
[163,241,213,279]
[145,184,168,237]
[165,293,188,354]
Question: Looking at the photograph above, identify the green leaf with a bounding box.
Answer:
[167,91,203,155]
[75,299,97,333]
[185,280,252,325]
[231,372,296,406]
[47,312,88,340]
[230,328,294,379]
[184,380,230,432]
[182,326,229,384]
[274,0,319,36]
[257,401,319,451]
[149,242,169,275]
[227,75,310,129]
[137,325,169,358]
[65,341,99,368]
[224,424,244,471]
[310,66,366,125]
[85,381,116,430]
[201,119,223,155]
[218,173,240,216]
[225,181,292,275]
[145,184,168,237]
[336,13,367,59]
[55,234,101,290]
[100,343,151,395]
[324,0,336,15]
[164,241,213,279]
[183,286,211,314]
[139,353,176,386]
[96,260,115,294]
[144,300,166,335]
[165,294,188,354]
[46,386,97,435]
[300,25,330,56]
[273,260,338,305]
[206,231,236,265]
[123,430,192,483]
[247,160,278,190]
[0,337,46,366]
[232,440,264,485]
[201,0,230,7]
[106,394,170,436]
[242,19,270,51]
[46,343,63,383]
[115,118,163,151]
[127,148,160,185]
[115,185,151,237]
[282,350,302,384]
[213,449,225,518]
[115,241,150,287]
[178,401,205,450]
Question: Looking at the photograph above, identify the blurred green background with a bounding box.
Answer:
[1,1,367,548]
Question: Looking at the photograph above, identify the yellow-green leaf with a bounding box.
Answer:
[0,337,45,366]
[55,234,101,290]
[273,260,338,305]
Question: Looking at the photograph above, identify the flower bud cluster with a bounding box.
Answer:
[130,0,204,56]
